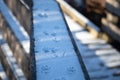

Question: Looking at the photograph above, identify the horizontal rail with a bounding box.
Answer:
[3,0,32,34]
[30,0,89,80]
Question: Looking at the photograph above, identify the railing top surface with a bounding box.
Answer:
[31,0,88,80]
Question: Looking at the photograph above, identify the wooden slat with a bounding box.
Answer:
[0,33,26,80]
[0,0,30,79]
[57,0,101,38]
[105,11,119,24]
[3,0,31,34]
[106,0,120,17]
[102,18,120,43]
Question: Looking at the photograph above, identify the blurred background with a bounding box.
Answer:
[0,0,120,80]
[65,0,120,50]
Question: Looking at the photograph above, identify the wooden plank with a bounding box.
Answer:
[0,33,26,80]
[4,0,31,34]
[0,62,8,80]
[0,0,30,79]
[105,11,119,24]
[106,0,120,17]
[57,0,113,42]
[102,18,120,43]
[57,0,101,38]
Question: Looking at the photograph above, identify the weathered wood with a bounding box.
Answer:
[57,0,101,38]
[3,0,32,34]
[102,18,120,43]
[106,0,120,17]
[0,0,30,79]
[65,14,120,80]
[0,33,26,80]
[86,0,106,14]
[105,11,119,24]
[0,61,8,80]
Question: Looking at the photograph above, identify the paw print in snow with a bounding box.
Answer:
[41,65,51,74]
